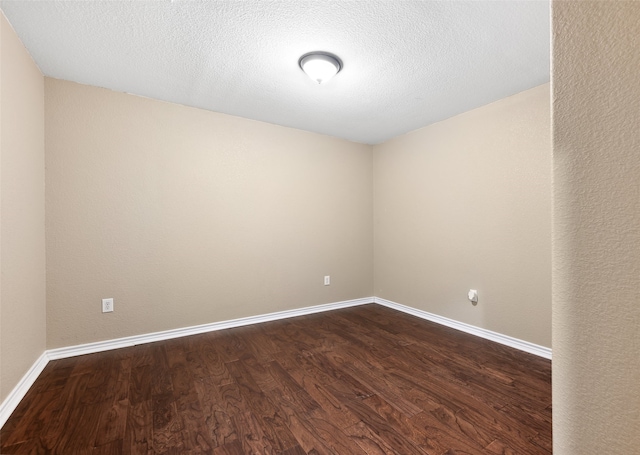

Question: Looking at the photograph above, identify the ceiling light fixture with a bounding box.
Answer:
[299,52,342,84]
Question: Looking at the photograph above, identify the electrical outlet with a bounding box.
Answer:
[324,276,330,286]
[102,298,114,313]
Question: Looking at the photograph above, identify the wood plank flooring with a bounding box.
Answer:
[0,304,551,454]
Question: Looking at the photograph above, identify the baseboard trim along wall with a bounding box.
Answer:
[1,295,551,428]
[0,352,49,429]
[374,297,552,360]
[47,297,374,360]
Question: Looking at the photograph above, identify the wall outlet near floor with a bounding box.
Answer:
[324,276,330,286]
[468,289,478,305]
[102,298,114,313]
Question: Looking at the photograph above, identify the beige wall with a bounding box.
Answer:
[45,79,373,349]
[373,84,551,347]
[552,2,640,453]
[0,13,46,402]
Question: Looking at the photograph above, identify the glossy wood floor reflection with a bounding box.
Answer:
[1,304,551,454]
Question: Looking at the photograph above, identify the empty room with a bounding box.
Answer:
[1,1,638,454]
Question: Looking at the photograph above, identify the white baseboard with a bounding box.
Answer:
[2,294,551,429]
[47,297,374,360]
[374,297,552,359]
[0,352,49,429]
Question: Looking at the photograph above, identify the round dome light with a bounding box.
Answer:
[299,52,342,84]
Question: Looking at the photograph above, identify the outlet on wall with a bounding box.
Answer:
[324,275,330,286]
[102,298,114,313]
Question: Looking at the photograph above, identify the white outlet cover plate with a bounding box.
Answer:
[102,298,114,313]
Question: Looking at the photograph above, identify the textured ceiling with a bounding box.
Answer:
[0,1,549,145]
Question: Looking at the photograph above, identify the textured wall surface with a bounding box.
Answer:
[0,13,46,402]
[45,79,373,349]
[552,2,640,453]
[374,84,551,347]
[1,1,548,144]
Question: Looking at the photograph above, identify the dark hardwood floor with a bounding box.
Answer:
[0,304,551,454]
